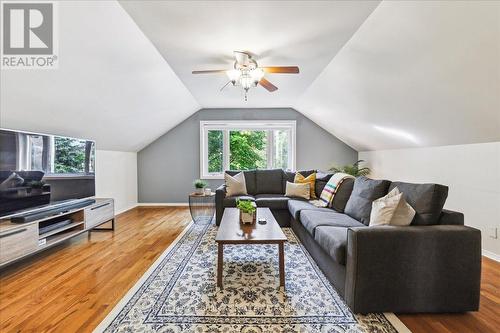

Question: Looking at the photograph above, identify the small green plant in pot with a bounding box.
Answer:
[27,180,46,194]
[236,199,257,224]
[193,179,207,195]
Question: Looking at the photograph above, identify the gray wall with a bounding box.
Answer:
[138,108,357,203]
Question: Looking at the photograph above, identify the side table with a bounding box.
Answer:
[188,192,215,224]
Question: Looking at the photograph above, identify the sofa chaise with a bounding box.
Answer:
[215,169,481,314]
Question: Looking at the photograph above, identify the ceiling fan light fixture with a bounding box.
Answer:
[240,74,254,90]
[250,68,265,83]
[226,69,240,83]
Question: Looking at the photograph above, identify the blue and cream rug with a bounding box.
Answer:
[95,222,410,333]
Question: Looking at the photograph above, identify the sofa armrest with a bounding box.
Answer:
[438,209,464,225]
[215,184,226,226]
[345,225,481,313]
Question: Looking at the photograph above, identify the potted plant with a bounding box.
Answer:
[193,179,207,195]
[236,199,256,224]
[329,159,371,177]
[27,180,46,195]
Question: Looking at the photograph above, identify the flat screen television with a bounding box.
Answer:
[0,128,96,218]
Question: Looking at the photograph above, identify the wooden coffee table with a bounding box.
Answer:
[215,207,287,289]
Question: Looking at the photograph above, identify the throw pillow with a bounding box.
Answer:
[344,176,391,225]
[224,172,248,197]
[370,187,416,226]
[0,172,24,190]
[294,172,317,199]
[285,181,310,200]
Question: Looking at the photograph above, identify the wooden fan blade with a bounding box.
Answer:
[262,66,300,74]
[259,78,278,92]
[192,70,226,74]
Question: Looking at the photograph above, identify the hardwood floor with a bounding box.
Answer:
[0,207,498,332]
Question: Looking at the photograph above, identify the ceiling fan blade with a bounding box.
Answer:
[262,66,300,74]
[192,70,226,74]
[234,51,250,65]
[259,78,278,92]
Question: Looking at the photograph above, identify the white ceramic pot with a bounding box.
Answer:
[195,188,204,195]
[240,211,255,224]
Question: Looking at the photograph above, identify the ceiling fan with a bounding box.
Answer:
[192,51,300,101]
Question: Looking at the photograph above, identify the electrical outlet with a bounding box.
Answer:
[489,227,498,239]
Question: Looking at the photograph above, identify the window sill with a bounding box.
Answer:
[200,174,224,180]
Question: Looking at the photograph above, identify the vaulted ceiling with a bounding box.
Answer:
[1,0,499,152]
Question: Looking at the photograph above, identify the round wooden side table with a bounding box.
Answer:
[188,192,216,224]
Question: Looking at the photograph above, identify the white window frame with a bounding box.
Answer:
[200,120,296,179]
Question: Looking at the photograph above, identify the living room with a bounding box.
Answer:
[0,1,499,332]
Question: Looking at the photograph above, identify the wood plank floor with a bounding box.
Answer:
[0,207,498,332]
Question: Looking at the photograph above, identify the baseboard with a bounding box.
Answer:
[138,203,189,207]
[482,250,500,262]
[115,204,139,216]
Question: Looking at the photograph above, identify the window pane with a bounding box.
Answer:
[229,130,267,170]
[54,137,87,173]
[273,129,289,169]
[207,130,223,173]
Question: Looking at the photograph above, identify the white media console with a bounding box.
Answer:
[0,198,114,268]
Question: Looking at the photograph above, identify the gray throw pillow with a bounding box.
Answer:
[389,181,448,225]
[344,176,391,225]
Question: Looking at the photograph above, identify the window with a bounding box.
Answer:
[200,121,296,179]
[16,132,95,176]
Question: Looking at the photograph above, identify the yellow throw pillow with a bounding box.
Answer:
[294,172,317,199]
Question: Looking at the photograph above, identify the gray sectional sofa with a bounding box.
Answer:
[215,169,481,314]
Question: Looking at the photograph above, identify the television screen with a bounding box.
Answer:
[0,129,96,217]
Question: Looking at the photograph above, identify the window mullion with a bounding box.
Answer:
[267,129,273,169]
[223,129,230,172]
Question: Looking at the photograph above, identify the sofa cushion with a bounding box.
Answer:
[255,169,284,194]
[288,199,331,220]
[255,194,289,210]
[226,170,257,195]
[331,177,355,213]
[300,210,364,237]
[344,176,391,225]
[314,226,349,265]
[223,195,255,207]
[389,181,448,225]
[315,172,333,198]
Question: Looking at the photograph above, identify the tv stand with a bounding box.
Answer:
[0,198,115,268]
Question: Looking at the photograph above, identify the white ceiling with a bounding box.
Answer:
[119,0,380,108]
[296,0,500,151]
[0,0,199,151]
[1,1,499,152]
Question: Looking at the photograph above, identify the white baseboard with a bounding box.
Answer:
[138,203,189,207]
[482,250,500,262]
[115,203,139,215]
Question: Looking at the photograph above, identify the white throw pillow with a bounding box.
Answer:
[285,181,310,200]
[224,172,248,197]
[391,189,416,226]
[369,187,415,226]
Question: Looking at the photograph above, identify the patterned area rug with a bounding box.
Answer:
[95,222,409,333]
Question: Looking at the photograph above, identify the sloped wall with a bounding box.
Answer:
[137,108,357,203]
